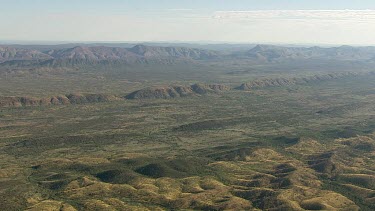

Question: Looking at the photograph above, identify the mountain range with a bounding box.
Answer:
[242,45,375,62]
[0,44,221,66]
[2,44,375,67]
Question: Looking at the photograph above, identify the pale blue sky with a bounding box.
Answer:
[2,0,375,44]
[4,0,375,11]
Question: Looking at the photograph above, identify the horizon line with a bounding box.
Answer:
[1,40,375,47]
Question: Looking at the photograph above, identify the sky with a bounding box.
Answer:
[2,0,375,45]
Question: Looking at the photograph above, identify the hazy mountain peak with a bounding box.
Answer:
[129,44,159,56]
[0,46,52,62]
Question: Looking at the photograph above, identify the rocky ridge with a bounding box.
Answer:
[0,72,371,106]
[236,72,369,90]
[0,94,118,108]
[125,83,230,99]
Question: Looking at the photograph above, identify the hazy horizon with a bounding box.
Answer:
[3,0,375,45]
[0,40,373,48]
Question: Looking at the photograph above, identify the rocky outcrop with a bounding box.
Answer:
[0,94,118,108]
[66,93,118,104]
[191,83,230,94]
[125,86,193,99]
[125,83,230,99]
[236,72,362,90]
[0,96,68,107]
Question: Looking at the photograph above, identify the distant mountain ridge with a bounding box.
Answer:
[0,46,52,62]
[0,44,221,67]
[129,45,219,60]
[242,44,375,62]
[45,46,142,65]
[2,44,375,67]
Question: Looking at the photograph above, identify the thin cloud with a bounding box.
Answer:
[3,9,375,44]
[213,10,375,22]
[166,8,194,11]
